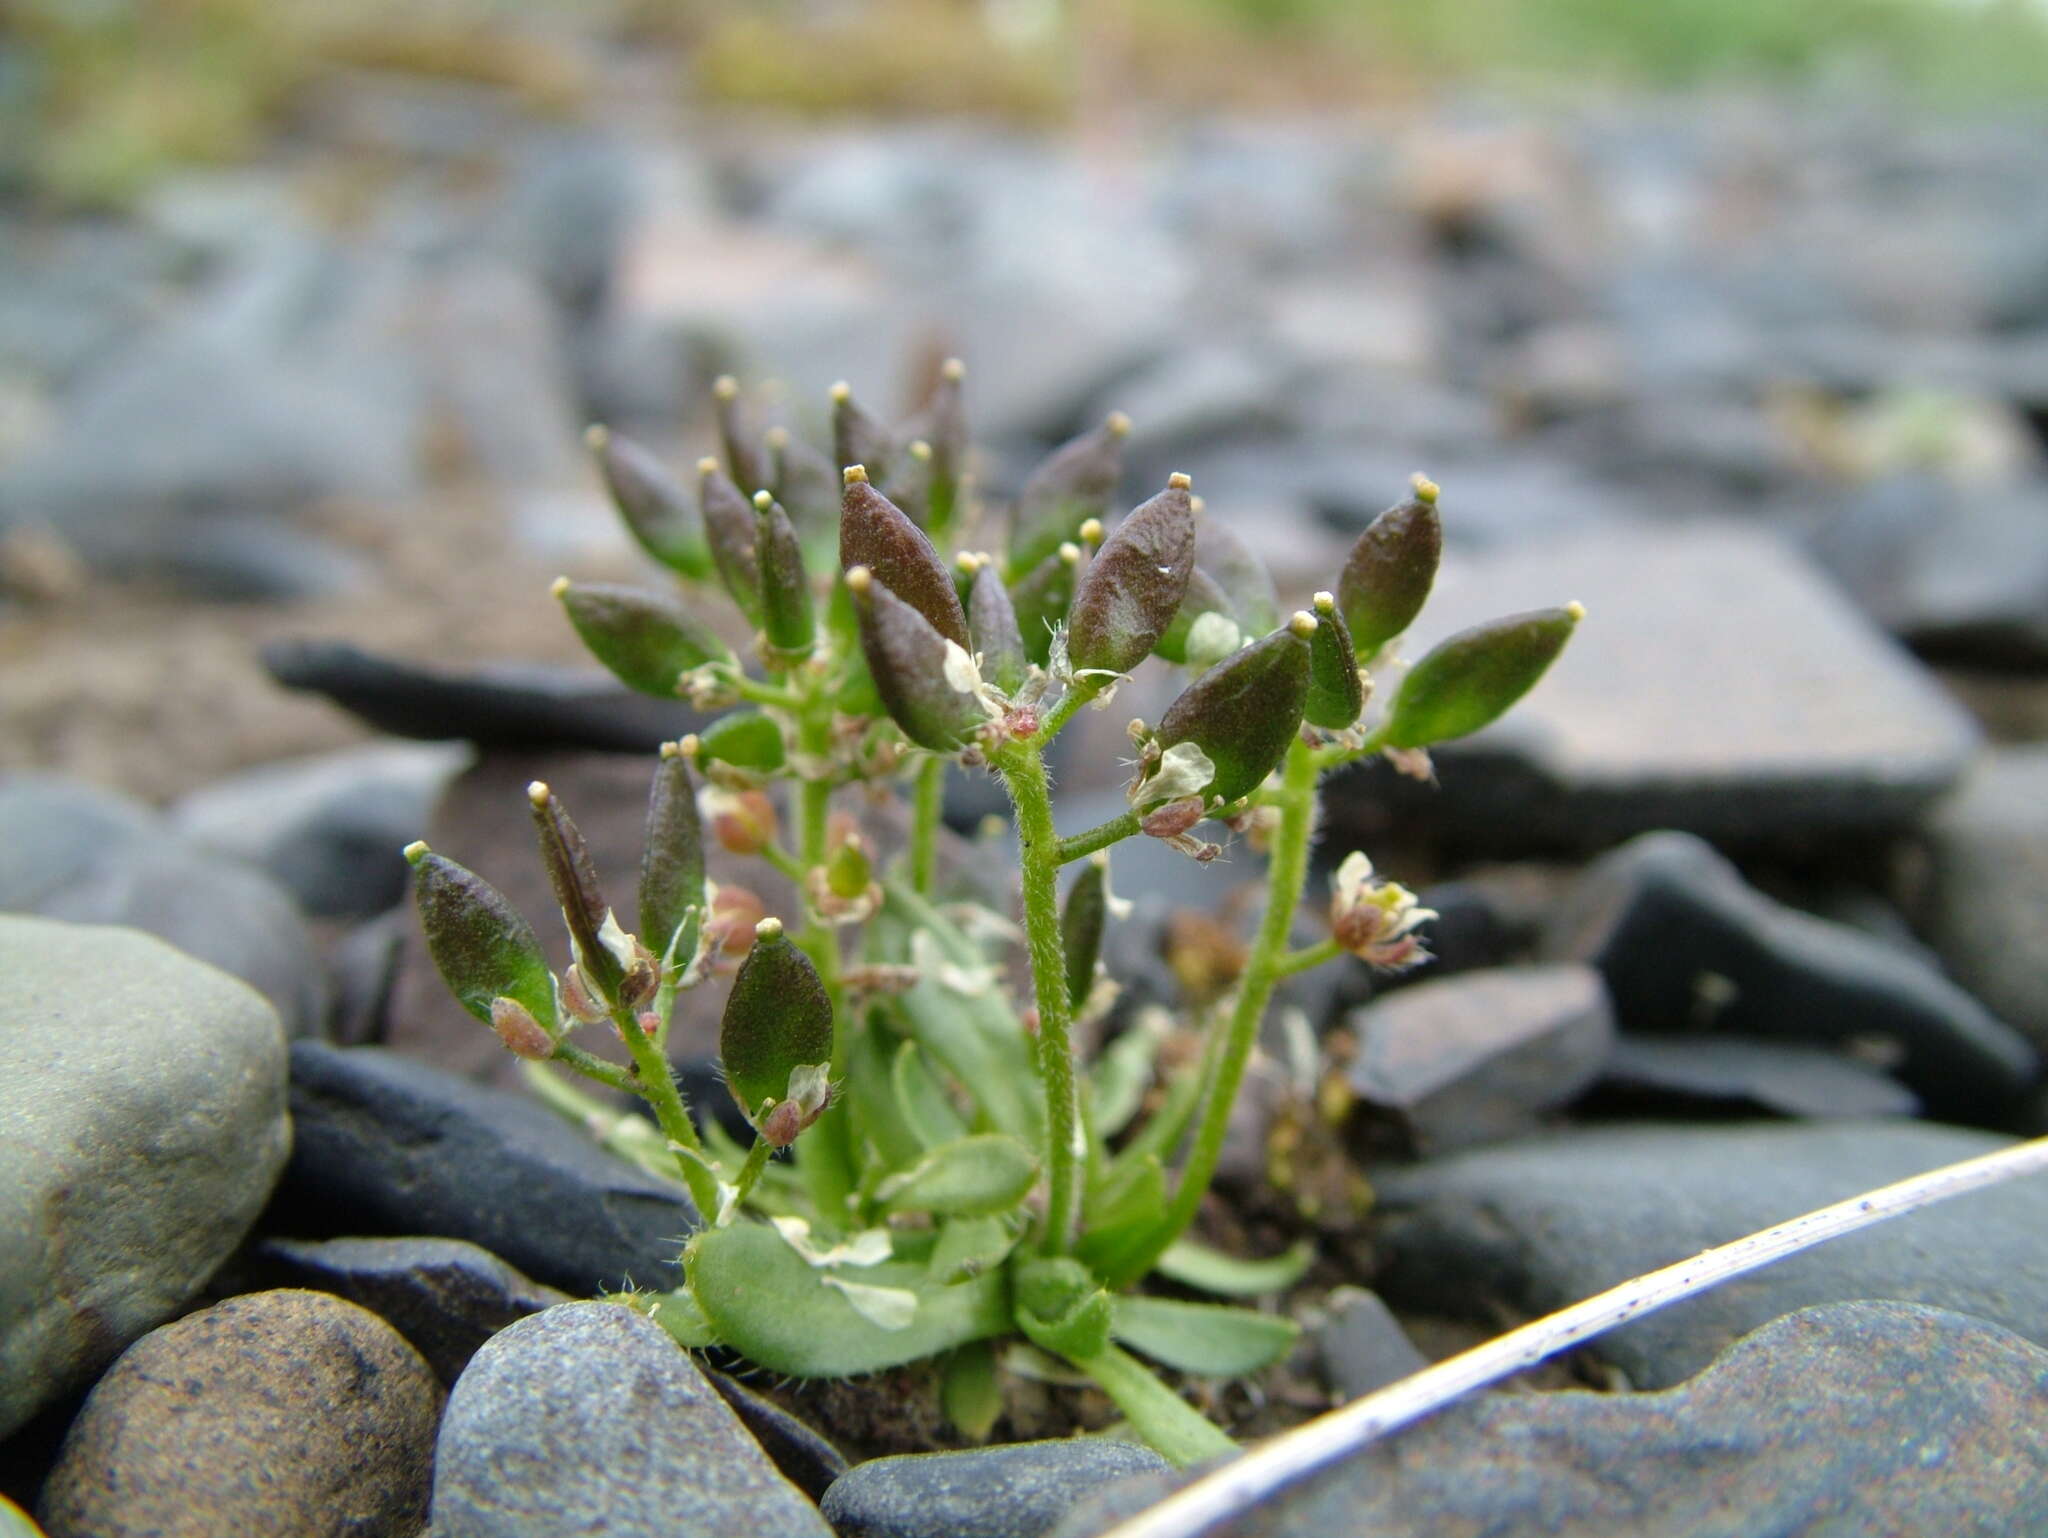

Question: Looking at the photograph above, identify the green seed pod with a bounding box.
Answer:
[1154,616,1315,805]
[697,708,787,774]
[846,567,988,751]
[1154,566,1237,666]
[839,467,969,647]
[712,374,767,496]
[1013,1256,1113,1361]
[967,561,1028,695]
[831,380,896,488]
[406,843,555,1029]
[1304,591,1366,730]
[1061,854,1109,1010]
[640,742,706,962]
[698,457,763,623]
[584,425,712,579]
[1007,412,1130,581]
[1339,478,1444,659]
[1195,511,1280,636]
[904,359,967,539]
[553,578,734,698]
[527,781,622,997]
[720,916,834,1122]
[766,424,837,533]
[1008,543,1082,667]
[1383,603,1582,749]
[886,438,935,531]
[753,492,815,659]
[1067,475,1197,678]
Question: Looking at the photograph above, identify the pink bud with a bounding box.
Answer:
[1141,796,1206,841]
[490,997,555,1060]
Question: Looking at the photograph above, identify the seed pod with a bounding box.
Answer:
[753,492,815,658]
[698,708,787,775]
[1154,566,1237,666]
[967,562,1028,695]
[1061,854,1109,1011]
[406,843,556,1029]
[553,579,733,698]
[528,781,622,997]
[904,359,967,538]
[720,916,834,1124]
[1154,616,1315,805]
[831,380,895,488]
[1008,543,1082,667]
[1304,591,1366,730]
[1383,603,1582,749]
[847,567,989,751]
[640,742,706,963]
[584,426,712,579]
[697,457,763,623]
[1066,475,1197,678]
[1339,478,1444,659]
[840,468,969,647]
[887,438,935,531]
[766,424,837,532]
[712,374,767,496]
[1008,412,1130,580]
[1195,512,1281,636]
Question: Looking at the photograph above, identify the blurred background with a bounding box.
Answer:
[3,0,2048,806]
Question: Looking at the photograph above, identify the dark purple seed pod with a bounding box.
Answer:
[553,578,733,698]
[698,456,763,623]
[846,566,988,751]
[1061,853,1109,1011]
[1065,474,1197,678]
[1153,615,1315,806]
[584,426,711,579]
[1155,565,1240,667]
[1304,591,1366,730]
[720,916,834,1123]
[1383,603,1582,749]
[754,492,815,659]
[527,780,622,997]
[839,467,969,647]
[713,374,768,497]
[406,843,555,1030]
[639,742,706,963]
[1008,411,1129,580]
[766,425,838,534]
[831,380,896,488]
[968,560,1028,695]
[1339,477,1444,659]
[1194,509,1280,637]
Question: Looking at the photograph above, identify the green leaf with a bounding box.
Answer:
[928,1215,1020,1284]
[968,563,1029,696]
[840,469,970,647]
[848,570,989,751]
[719,919,833,1121]
[1061,855,1109,1012]
[1086,1025,1162,1142]
[638,744,705,961]
[845,1018,926,1172]
[628,1288,721,1349]
[697,708,786,774]
[1007,411,1129,579]
[698,456,764,623]
[1013,1257,1113,1360]
[1304,591,1366,730]
[1339,486,1443,658]
[686,1221,1010,1376]
[1068,1343,1237,1468]
[406,846,554,1029]
[1155,1238,1314,1297]
[1076,1155,1167,1279]
[1383,604,1582,749]
[941,1340,1004,1443]
[554,580,733,698]
[585,426,712,579]
[892,1038,969,1151]
[1111,1296,1300,1377]
[755,497,815,658]
[1066,479,1197,677]
[876,1134,1040,1218]
[1152,619,1313,805]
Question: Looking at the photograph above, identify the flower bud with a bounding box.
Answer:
[705,885,767,958]
[553,578,734,698]
[490,996,556,1060]
[701,785,779,856]
[839,469,969,648]
[558,963,610,1026]
[1338,479,1443,659]
[1382,603,1582,749]
[1139,795,1206,841]
[584,425,712,579]
[1065,474,1197,678]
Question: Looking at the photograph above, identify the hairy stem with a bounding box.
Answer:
[1056,809,1140,866]
[792,691,855,1223]
[910,756,945,895]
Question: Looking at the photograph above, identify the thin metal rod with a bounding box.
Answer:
[1099,1134,2048,1538]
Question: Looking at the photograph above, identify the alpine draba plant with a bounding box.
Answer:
[406,363,1580,1464]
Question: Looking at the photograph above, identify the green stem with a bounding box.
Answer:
[1036,680,1097,744]
[792,693,856,1225]
[1073,1344,1237,1468]
[601,1006,724,1219]
[1055,809,1140,866]
[1137,734,1321,1279]
[729,1136,775,1211]
[549,1040,639,1095]
[732,675,804,710]
[997,741,1083,1255]
[910,755,945,895]
[758,838,807,885]
[1273,937,1342,978]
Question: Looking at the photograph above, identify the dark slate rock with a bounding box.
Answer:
[1923,746,2048,1056]
[1543,831,2036,1119]
[172,742,470,919]
[1373,1119,2048,1389]
[1808,473,2048,669]
[702,1371,849,1503]
[432,1303,831,1538]
[1,918,290,1440]
[271,1042,698,1295]
[822,1439,1172,1538]
[1593,1034,1921,1119]
[261,639,700,751]
[38,1290,440,1538]
[1310,1287,1430,1401]
[1345,964,1614,1155]
[1323,522,1981,850]
[1053,1301,2048,1538]
[250,1236,567,1387]
[0,774,329,1037]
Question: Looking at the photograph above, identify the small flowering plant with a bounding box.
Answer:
[405,363,1579,1463]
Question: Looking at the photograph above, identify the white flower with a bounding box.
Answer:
[1330,851,1437,972]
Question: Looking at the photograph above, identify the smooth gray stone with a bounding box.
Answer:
[1324,522,1982,848]
[1312,1287,1430,1400]
[1052,1302,2048,1538]
[701,1371,849,1504]
[1544,830,2036,1119]
[822,1439,1172,1538]
[273,1043,698,1295]
[432,1303,830,1538]
[38,1290,440,1538]
[1374,1119,2048,1389]
[0,918,289,1439]
[1346,964,1615,1154]
[1597,1034,1920,1119]
[1923,746,2048,1055]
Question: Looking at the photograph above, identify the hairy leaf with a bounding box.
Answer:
[1111,1296,1300,1377]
